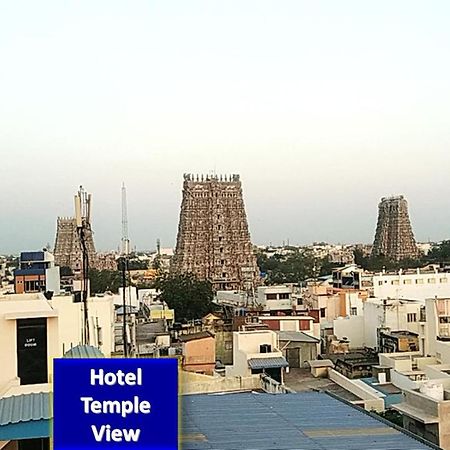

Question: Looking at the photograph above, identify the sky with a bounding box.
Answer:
[1,0,450,253]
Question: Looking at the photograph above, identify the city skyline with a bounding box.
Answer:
[0,178,442,254]
[2,1,450,252]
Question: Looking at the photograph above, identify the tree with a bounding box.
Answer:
[428,241,450,263]
[89,269,123,294]
[59,266,74,277]
[155,273,215,321]
[256,248,325,284]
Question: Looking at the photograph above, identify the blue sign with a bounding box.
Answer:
[54,358,178,449]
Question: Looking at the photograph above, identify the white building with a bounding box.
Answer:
[425,297,450,364]
[0,292,113,449]
[334,297,424,350]
[372,266,450,301]
[225,330,288,383]
[0,291,115,391]
[257,285,294,312]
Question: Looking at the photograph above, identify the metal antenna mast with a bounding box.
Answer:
[75,185,91,345]
[122,182,130,256]
[120,182,130,357]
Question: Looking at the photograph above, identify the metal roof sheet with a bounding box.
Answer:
[248,356,289,369]
[0,393,50,426]
[179,332,213,342]
[181,391,436,449]
[63,344,104,358]
[277,331,320,343]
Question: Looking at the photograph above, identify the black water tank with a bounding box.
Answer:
[260,344,272,353]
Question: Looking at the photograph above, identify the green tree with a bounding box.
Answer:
[89,269,123,294]
[428,240,450,263]
[155,273,215,321]
[256,248,325,284]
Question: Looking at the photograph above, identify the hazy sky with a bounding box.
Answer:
[1,0,450,253]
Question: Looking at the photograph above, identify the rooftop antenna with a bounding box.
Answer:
[120,182,130,357]
[75,185,91,345]
[121,183,130,256]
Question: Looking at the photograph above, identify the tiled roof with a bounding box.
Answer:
[0,393,50,426]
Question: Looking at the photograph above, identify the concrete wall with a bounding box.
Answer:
[416,356,438,370]
[328,369,385,412]
[52,295,114,357]
[179,371,260,395]
[215,331,233,365]
[183,337,215,375]
[435,341,450,364]
[46,267,60,295]
[424,365,450,380]
[334,316,364,348]
[438,399,450,449]
[363,300,422,349]
[390,370,422,391]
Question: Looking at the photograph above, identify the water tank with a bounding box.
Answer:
[260,344,272,353]
[378,372,387,384]
[420,382,444,401]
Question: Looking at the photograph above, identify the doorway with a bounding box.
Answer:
[17,318,48,385]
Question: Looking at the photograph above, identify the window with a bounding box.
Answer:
[266,293,277,300]
[279,293,290,300]
[415,279,424,284]
[320,308,326,318]
[391,280,399,285]
[378,281,383,286]
[440,278,448,283]
[350,307,357,316]
[428,278,436,284]
[407,313,417,323]
[403,279,412,285]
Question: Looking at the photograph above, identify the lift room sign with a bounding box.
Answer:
[54,358,178,449]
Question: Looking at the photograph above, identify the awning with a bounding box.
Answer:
[0,392,51,440]
[248,357,289,370]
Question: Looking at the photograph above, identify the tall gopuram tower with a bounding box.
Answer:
[53,187,97,273]
[172,173,259,291]
[371,195,419,261]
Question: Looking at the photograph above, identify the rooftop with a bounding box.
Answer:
[277,331,320,343]
[179,331,213,342]
[182,391,435,449]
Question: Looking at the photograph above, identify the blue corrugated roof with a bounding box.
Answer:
[248,356,289,369]
[0,393,50,426]
[63,344,104,358]
[181,391,435,449]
